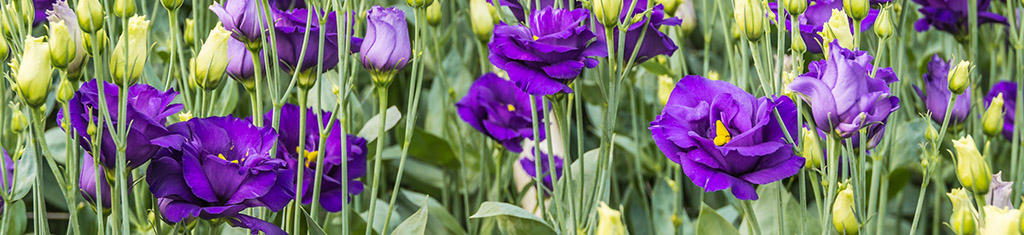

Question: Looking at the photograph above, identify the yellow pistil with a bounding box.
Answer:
[507,104,516,112]
[532,35,539,40]
[304,150,319,168]
[218,154,238,164]
[713,120,731,146]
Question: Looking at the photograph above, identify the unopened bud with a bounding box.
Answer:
[76,0,105,33]
[184,19,195,47]
[801,127,823,169]
[783,0,807,15]
[194,25,231,91]
[843,0,869,21]
[84,30,108,55]
[161,0,184,11]
[426,1,442,26]
[676,0,696,35]
[14,36,54,108]
[832,181,860,235]
[114,0,135,18]
[735,0,765,42]
[406,0,433,8]
[925,120,939,143]
[953,136,991,195]
[792,32,807,53]
[17,0,34,27]
[594,0,623,27]
[49,20,77,69]
[948,60,971,95]
[984,205,1020,235]
[56,79,75,103]
[947,188,976,235]
[469,0,494,42]
[0,29,8,61]
[657,0,682,14]
[983,93,1005,137]
[596,202,625,235]
[110,16,150,86]
[657,75,674,106]
[874,6,894,39]
[10,110,27,134]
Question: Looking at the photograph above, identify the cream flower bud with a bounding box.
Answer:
[426,0,442,26]
[84,29,108,55]
[49,20,77,69]
[953,136,991,195]
[56,79,75,103]
[596,202,625,235]
[469,0,494,42]
[10,109,27,134]
[735,0,765,42]
[843,0,869,21]
[114,0,135,18]
[983,93,1006,137]
[948,60,971,95]
[76,0,105,33]
[406,0,433,8]
[947,188,976,235]
[832,181,860,235]
[110,15,150,86]
[184,18,195,47]
[13,36,54,108]
[783,0,807,15]
[194,25,231,91]
[161,0,184,11]
[874,6,894,39]
[657,0,682,14]
[792,30,807,53]
[819,9,855,53]
[657,75,674,106]
[801,127,823,169]
[983,205,1021,235]
[594,0,623,27]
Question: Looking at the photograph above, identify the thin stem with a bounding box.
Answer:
[529,94,546,218]
[292,87,310,235]
[364,84,391,235]
[740,200,761,235]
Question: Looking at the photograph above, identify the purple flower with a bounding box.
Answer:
[487,0,573,23]
[360,6,411,74]
[147,116,292,235]
[488,6,607,95]
[210,0,268,42]
[770,0,880,54]
[650,75,803,200]
[788,40,900,149]
[264,104,367,212]
[226,38,263,89]
[914,54,971,124]
[985,81,1017,140]
[519,149,563,192]
[79,153,122,208]
[33,0,56,25]
[595,0,682,64]
[987,172,1013,209]
[457,73,545,153]
[274,8,362,74]
[912,0,1007,37]
[58,79,184,169]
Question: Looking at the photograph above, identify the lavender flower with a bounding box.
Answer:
[987,172,1013,209]
[360,6,411,75]
[265,104,367,212]
[770,0,880,54]
[788,40,900,149]
[226,38,262,90]
[487,0,572,23]
[79,153,120,208]
[519,148,563,192]
[650,75,803,200]
[986,81,1017,140]
[210,0,268,43]
[596,0,682,64]
[456,73,546,153]
[912,0,1007,37]
[148,116,292,235]
[274,8,361,74]
[914,54,971,124]
[488,6,607,95]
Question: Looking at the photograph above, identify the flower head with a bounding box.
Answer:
[770,0,882,54]
[984,205,1021,235]
[488,6,607,95]
[988,172,1014,209]
[948,188,976,235]
[651,75,803,200]
[12,35,53,107]
[265,104,367,212]
[788,40,900,149]
[109,15,150,86]
[986,81,1017,140]
[953,136,991,194]
[912,0,1007,37]
[148,116,292,234]
[210,0,270,43]
[226,37,263,91]
[457,73,546,152]
[194,25,232,90]
[915,54,971,124]
[58,79,183,169]
[832,182,859,234]
[274,8,361,75]
[360,6,411,78]
[46,0,88,76]
[519,145,563,192]
[80,153,123,208]
[596,0,681,64]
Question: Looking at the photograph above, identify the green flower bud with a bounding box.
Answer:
[843,0,869,21]
[161,0,184,11]
[76,0,105,33]
[874,6,894,39]
[832,181,860,235]
[10,109,27,134]
[426,1,442,26]
[792,30,807,53]
[657,0,682,14]
[948,188,976,235]
[469,0,494,42]
[49,20,77,69]
[735,0,765,42]
[819,9,854,54]
[0,28,8,61]
[783,0,807,15]
[984,205,1020,235]
[953,136,991,195]
[84,29,108,55]
[657,75,674,106]
[110,15,150,86]
[13,36,54,108]
[406,0,433,8]
[983,93,1005,137]
[184,18,195,47]
[801,127,823,169]
[925,120,939,143]
[194,25,231,91]
[593,0,623,27]
[948,60,971,95]
[731,23,741,41]
[596,202,625,235]
[114,0,135,18]
[56,79,75,103]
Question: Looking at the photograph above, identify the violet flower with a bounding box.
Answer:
[274,8,361,74]
[147,116,292,235]
[456,73,546,153]
[788,40,900,149]
[914,54,971,124]
[360,6,411,75]
[58,79,184,169]
[265,104,367,212]
[596,0,682,64]
[912,0,1007,37]
[985,81,1017,140]
[770,0,880,54]
[210,0,268,43]
[519,147,563,192]
[650,75,803,200]
[80,153,121,208]
[226,38,262,90]
[487,0,573,23]
[33,0,56,25]
[488,6,607,95]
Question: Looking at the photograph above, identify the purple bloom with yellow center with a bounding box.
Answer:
[457,73,545,153]
[788,40,900,149]
[912,0,1007,37]
[986,81,1017,140]
[274,8,362,74]
[769,0,881,54]
[488,6,607,95]
[914,54,971,124]
[265,104,367,212]
[147,116,292,235]
[58,79,184,169]
[650,75,803,200]
[595,0,682,64]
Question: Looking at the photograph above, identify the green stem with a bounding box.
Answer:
[741,200,761,235]
[529,94,546,218]
[293,87,310,235]
[364,84,390,235]
[30,110,49,235]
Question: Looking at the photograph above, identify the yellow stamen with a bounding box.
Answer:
[532,35,539,40]
[218,154,238,164]
[713,120,731,146]
[304,150,319,168]
[507,104,516,112]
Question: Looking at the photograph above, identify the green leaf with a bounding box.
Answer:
[4,200,26,235]
[398,127,459,168]
[640,60,673,76]
[301,206,328,235]
[358,106,402,143]
[11,147,37,201]
[401,191,467,235]
[362,199,404,234]
[391,199,429,235]
[44,127,68,165]
[211,80,240,116]
[470,202,556,235]
[651,177,680,235]
[695,204,740,235]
